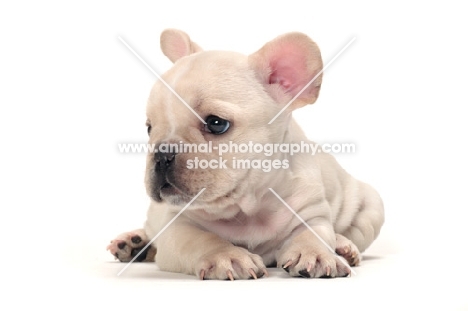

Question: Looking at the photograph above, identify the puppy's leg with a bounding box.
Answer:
[107,229,156,262]
[340,182,385,252]
[156,218,267,280]
[276,228,351,278]
[336,233,361,266]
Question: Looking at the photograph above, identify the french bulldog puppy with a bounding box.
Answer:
[107,29,384,280]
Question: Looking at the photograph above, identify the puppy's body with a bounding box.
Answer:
[108,30,384,279]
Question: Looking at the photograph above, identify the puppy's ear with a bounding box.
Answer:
[160,29,203,63]
[249,33,323,110]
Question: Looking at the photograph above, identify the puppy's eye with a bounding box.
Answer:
[147,124,152,135]
[205,115,230,135]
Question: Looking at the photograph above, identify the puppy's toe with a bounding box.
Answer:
[277,246,350,278]
[107,229,156,263]
[335,234,361,266]
[197,246,267,280]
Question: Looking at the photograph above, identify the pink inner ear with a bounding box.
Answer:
[268,47,309,96]
[172,39,189,60]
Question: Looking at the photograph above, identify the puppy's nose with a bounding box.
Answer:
[155,150,177,169]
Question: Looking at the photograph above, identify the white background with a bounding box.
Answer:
[1,1,467,310]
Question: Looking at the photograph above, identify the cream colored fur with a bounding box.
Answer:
[109,29,384,280]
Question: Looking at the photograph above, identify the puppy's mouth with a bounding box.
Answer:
[159,181,181,198]
[152,178,183,202]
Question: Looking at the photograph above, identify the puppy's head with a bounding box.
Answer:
[145,29,322,211]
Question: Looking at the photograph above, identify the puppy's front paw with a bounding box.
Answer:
[335,234,361,266]
[196,246,267,280]
[277,244,350,278]
[107,229,156,262]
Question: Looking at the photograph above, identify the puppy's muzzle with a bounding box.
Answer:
[151,149,178,202]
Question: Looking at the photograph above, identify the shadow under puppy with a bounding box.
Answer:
[107,29,385,280]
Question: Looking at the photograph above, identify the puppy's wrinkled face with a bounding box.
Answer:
[144,30,323,211]
[145,51,282,208]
